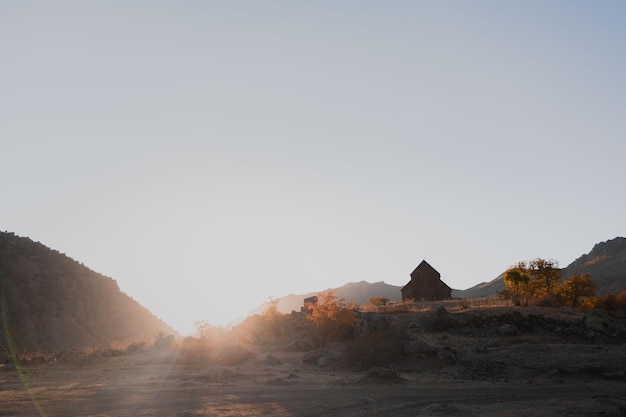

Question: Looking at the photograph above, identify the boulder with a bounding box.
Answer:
[303,349,335,367]
[285,339,313,352]
[302,348,327,364]
[498,324,520,336]
[265,354,281,365]
[582,311,625,335]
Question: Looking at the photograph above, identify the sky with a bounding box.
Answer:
[1,1,625,334]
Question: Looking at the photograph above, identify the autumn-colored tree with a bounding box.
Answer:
[501,259,564,306]
[262,296,287,338]
[305,290,356,345]
[559,275,597,307]
[262,297,281,321]
[527,258,562,306]
[503,266,531,306]
[593,290,626,316]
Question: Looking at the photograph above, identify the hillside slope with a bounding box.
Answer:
[564,237,626,295]
[451,273,505,299]
[0,232,174,351]
[455,237,626,298]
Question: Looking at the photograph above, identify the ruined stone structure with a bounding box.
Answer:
[301,295,318,313]
[401,260,452,301]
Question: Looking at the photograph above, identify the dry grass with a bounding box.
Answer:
[361,297,513,313]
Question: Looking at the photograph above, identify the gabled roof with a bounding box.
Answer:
[402,260,451,292]
[410,259,440,278]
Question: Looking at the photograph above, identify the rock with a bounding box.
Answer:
[583,311,626,338]
[302,349,323,364]
[428,306,457,330]
[266,377,288,385]
[317,356,330,367]
[403,340,437,356]
[285,339,313,352]
[354,318,369,336]
[303,348,331,365]
[369,314,393,331]
[498,324,519,336]
[265,354,281,365]
[436,348,457,364]
[421,402,463,415]
[359,396,377,405]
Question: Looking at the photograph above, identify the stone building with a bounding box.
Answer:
[401,260,452,301]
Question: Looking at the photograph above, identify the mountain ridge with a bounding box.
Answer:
[0,231,175,351]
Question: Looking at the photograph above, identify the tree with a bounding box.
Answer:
[305,290,356,345]
[527,258,562,306]
[503,265,530,306]
[262,296,281,321]
[501,259,562,306]
[262,296,286,338]
[559,275,597,307]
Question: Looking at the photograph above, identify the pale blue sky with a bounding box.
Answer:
[1,1,624,334]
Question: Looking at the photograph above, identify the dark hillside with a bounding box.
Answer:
[563,237,626,295]
[0,231,174,351]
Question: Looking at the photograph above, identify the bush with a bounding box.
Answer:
[594,291,626,316]
[305,290,356,345]
[262,297,288,339]
[178,322,253,366]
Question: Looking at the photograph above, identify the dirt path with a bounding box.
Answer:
[2,359,625,417]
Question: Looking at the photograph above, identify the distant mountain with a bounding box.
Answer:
[248,280,403,316]
[455,237,626,299]
[451,273,505,299]
[0,231,175,351]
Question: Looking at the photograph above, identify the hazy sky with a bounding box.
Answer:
[2,1,624,334]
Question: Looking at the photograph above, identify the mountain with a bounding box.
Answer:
[451,273,505,299]
[563,237,626,295]
[0,231,175,351]
[248,280,403,316]
[455,237,626,298]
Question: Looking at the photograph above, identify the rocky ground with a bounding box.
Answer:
[1,305,625,416]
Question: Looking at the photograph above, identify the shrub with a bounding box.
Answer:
[152,333,175,350]
[262,297,288,339]
[594,291,626,316]
[178,322,253,366]
[368,296,389,308]
[305,290,356,345]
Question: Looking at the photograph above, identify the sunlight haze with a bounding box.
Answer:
[1,1,624,334]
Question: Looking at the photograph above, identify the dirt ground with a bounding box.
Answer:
[2,306,626,416]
